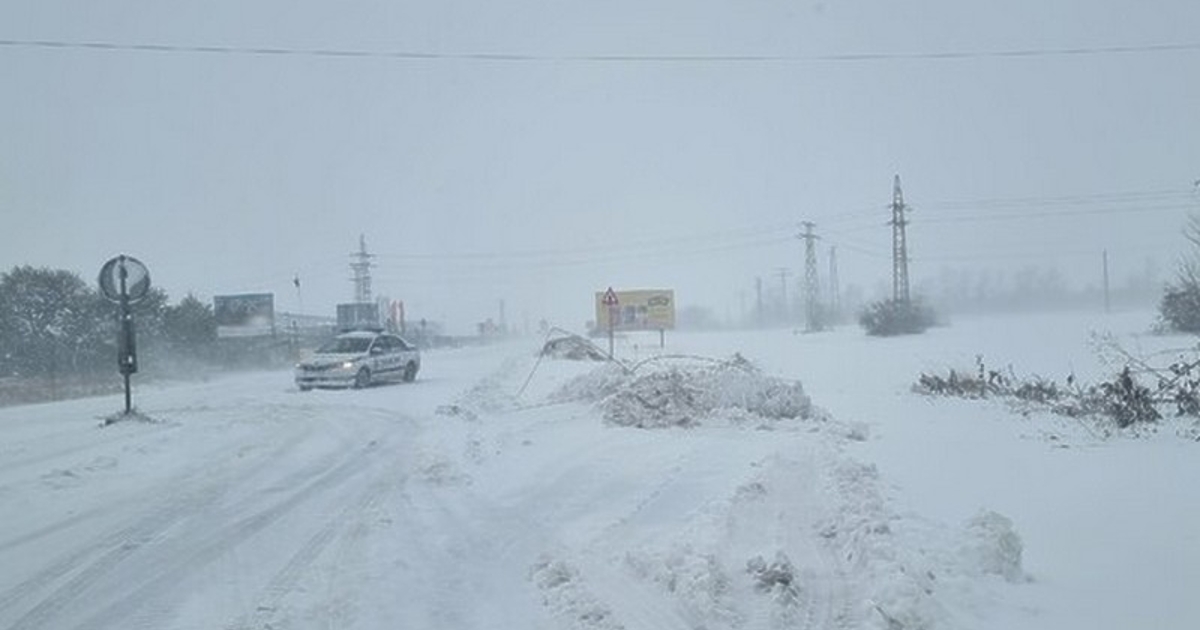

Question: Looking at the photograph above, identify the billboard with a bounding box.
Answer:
[214,293,275,338]
[337,302,381,331]
[594,289,675,331]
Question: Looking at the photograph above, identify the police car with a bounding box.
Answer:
[295,330,420,390]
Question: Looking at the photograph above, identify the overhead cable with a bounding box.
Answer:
[3,38,1199,64]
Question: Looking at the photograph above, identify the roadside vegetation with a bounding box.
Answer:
[0,265,227,404]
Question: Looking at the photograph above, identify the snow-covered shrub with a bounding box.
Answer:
[1158,280,1200,333]
[913,355,1007,399]
[859,298,936,337]
[917,358,1167,430]
[1159,216,1200,333]
[1089,367,1158,427]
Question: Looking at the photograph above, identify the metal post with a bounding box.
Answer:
[119,260,132,414]
[98,254,150,421]
[607,311,615,359]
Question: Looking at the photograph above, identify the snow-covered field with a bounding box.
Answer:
[1,309,1196,629]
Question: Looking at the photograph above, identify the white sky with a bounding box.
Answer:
[2,1,1199,333]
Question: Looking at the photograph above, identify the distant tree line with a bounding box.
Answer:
[920,262,1161,315]
[0,265,217,383]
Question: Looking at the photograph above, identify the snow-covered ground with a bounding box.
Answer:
[0,309,1196,629]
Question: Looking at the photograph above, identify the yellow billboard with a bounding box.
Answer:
[594,289,675,331]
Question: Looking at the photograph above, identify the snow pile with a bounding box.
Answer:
[529,556,622,630]
[814,459,1031,628]
[547,363,630,404]
[624,545,741,626]
[817,460,944,629]
[551,354,813,428]
[540,335,609,361]
[745,551,800,602]
[454,357,524,413]
[959,510,1026,583]
[100,408,159,426]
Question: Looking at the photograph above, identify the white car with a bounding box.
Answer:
[295,330,420,390]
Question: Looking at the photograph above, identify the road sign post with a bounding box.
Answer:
[602,287,619,360]
[99,255,150,416]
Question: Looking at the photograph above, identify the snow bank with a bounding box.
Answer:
[453,356,525,413]
[551,354,814,428]
[817,460,1029,629]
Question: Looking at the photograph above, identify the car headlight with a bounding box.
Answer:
[341,361,355,369]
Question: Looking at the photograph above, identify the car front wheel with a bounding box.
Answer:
[403,362,418,382]
[353,368,371,389]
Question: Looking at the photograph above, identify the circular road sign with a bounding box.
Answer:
[98,255,151,303]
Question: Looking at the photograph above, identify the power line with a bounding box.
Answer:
[814,188,1195,235]
[374,234,795,272]
[374,221,792,263]
[919,202,1196,225]
[921,188,1192,210]
[3,37,1199,64]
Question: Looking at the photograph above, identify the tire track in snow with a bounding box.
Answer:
[49,437,388,630]
[0,413,384,630]
[527,435,731,630]
[0,424,169,477]
[0,427,313,555]
[0,424,316,622]
[225,451,410,630]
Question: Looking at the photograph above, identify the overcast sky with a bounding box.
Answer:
[2,1,1198,333]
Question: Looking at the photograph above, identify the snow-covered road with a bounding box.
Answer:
[0,339,914,630]
[1,311,1195,629]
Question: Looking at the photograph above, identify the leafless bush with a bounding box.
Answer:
[916,354,1173,430]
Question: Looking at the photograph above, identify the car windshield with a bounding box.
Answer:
[316,337,372,354]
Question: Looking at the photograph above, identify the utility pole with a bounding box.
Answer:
[755,277,764,326]
[891,175,912,304]
[1103,249,1111,313]
[828,246,840,324]
[775,267,791,321]
[350,234,375,303]
[798,221,822,331]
